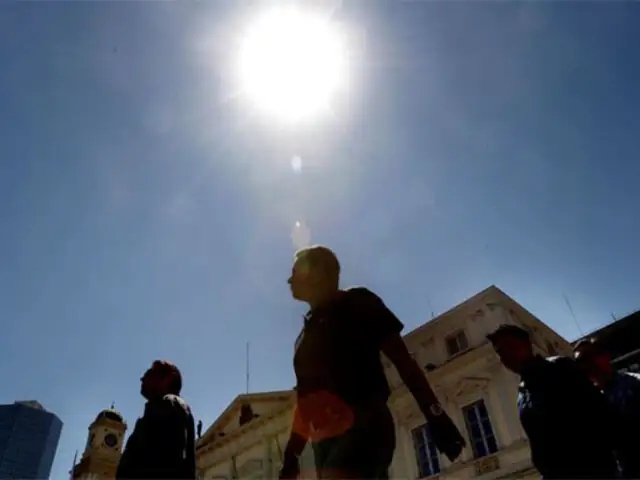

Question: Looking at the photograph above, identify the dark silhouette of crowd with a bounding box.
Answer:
[112,245,640,480]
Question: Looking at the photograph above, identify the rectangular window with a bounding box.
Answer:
[445,330,469,357]
[463,400,498,459]
[412,423,440,478]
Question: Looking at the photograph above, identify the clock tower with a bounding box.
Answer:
[71,406,127,479]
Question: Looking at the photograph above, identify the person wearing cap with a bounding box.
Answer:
[488,324,618,479]
[280,245,465,480]
[574,337,640,478]
[116,360,196,479]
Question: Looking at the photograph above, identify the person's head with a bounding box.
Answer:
[288,245,340,304]
[140,360,182,400]
[574,337,613,381]
[487,324,534,374]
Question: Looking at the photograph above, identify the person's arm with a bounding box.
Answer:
[382,333,466,461]
[355,288,466,461]
[557,359,619,444]
[144,396,195,479]
[115,421,140,479]
[280,404,308,479]
[115,440,132,479]
[382,335,440,407]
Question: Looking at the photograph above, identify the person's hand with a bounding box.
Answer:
[279,453,300,480]
[425,409,466,462]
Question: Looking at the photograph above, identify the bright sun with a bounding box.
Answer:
[237,6,348,124]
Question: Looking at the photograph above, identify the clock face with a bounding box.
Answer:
[104,433,118,448]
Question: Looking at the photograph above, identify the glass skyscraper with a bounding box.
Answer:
[0,401,63,479]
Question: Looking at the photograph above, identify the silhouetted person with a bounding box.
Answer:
[488,325,618,479]
[197,420,203,439]
[280,245,465,480]
[575,337,640,478]
[116,360,196,479]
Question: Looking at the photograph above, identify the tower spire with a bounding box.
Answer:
[68,450,78,480]
[562,293,583,336]
[245,342,250,394]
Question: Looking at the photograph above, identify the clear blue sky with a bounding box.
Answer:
[1,1,639,478]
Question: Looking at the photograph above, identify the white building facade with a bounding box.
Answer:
[197,286,571,480]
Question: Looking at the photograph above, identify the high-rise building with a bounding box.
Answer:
[0,400,63,479]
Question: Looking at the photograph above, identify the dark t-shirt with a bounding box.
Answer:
[517,356,618,479]
[116,394,196,479]
[293,287,404,409]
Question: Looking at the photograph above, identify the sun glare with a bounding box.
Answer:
[238,6,348,124]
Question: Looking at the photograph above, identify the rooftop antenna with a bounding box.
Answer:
[562,293,584,336]
[245,342,250,394]
[68,450,78,480]
[426,295,435,320]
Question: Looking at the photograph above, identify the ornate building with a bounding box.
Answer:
[196,285,572,480]
[71,407,127,479]
[195,390,311,480]
[384,285,570,480]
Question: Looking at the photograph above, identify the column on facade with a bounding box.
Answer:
[446,391,476,465]
[401,422,418,479]
[494,370,524,443]
[229,454,237,480]
[262,436,273,480]
[486,379,513,448]
[393,398,419,480]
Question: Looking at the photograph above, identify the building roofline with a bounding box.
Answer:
[198,389,294,445]
[403,285,506,340]
[572,309,640,344]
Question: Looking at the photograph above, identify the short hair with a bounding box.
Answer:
[152,360,182,395]
[294,245,341,277]
[573,337,606,357]
[487,324,531,344]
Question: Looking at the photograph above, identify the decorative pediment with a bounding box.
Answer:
[486,302,500,312]
[198,390,294,446]
[475,455,500,476]
[483,356,503,373]
[394,403,422,425]
[237,458,263,477]
[449,376,491,400]
[393,383,451,425]
[238,403,258,427]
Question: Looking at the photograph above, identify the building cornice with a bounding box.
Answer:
[198,390,294,447]
[389,342,497,404]
[402,286,504,341]
[196,400,294,464]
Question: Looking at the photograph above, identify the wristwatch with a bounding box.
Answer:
[429,403,444,416]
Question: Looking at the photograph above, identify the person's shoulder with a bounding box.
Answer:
[342,287,391,312]
[539,355,585,380]
[162,394,193,415]
[343,286,382,304]
[546,355,582,374]
[546,355,573,366]
[147,395,192,419]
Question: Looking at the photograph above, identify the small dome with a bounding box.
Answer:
[96,408,124,424]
